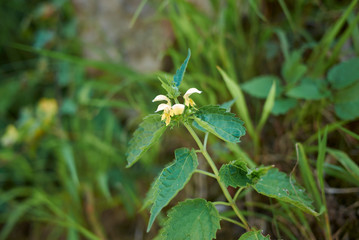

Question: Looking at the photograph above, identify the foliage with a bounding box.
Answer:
[127,53,323,239]
[147,148,198,231]
[194,105,246,143]
[238,229,271,240]
[159,199,220,240]
[253,169,318,216]
[126,115,167,167]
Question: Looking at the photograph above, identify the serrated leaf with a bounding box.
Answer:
[219,161,272,188]
[241,75,282,99]
[126,115,166,167]
[271,98,297,115]
[220,99,236,112]
[147,148,198,231]
[247,165,273,183]
[253,169,318,216]
[328,57,359,89]
[160,199,220,240]
[173,49,191,87]
[193,101,235,133]
[194,106,246,143]
[238,230,271,240]
[219,161,251,187]
[141,171,161,211]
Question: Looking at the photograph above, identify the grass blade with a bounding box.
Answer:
[296,143,322,208]
[257,81,276,133]
[316,126,328,194]
[328,148,359,182]
[217,67,254,138]
[308,0,359,75]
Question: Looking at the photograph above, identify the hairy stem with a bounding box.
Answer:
[184,123,250,230]
[194,169,217,179]
[233,187,244,202]
[213,201,232,206]
[220,216,246,229]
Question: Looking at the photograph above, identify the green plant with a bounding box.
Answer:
[126,51,318,239]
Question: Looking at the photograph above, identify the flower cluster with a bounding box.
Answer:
[153,88,202,126]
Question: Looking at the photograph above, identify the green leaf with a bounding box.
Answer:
[253,169,318,216]
[247,165,273,183]
[286,81,327,100]
[160,199,220,240]
[219,161,272,188]
[194,106,246,143]
[334,101,359,120]
[334,80,359,120]
[219,161,251,187]
[238,230,271,240]
[147,148,199,231]
[217,67,255,138]
[193,100,235,133]
[282,51,307,84]
[158,76,180,99]
[317,127,328,198]
[328,57,359,89]
[173,49,191,87]
[328,148,359,182]
[126,115,166,167]
[141,172,161,211]
[257,81,276,132]
[296,143,322,207]
[271,98,297,115]
[220,99,236,112]
[241,75,282,99]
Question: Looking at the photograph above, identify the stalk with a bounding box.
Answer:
[184,123,250,230]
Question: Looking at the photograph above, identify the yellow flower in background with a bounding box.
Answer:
[37,98,58,123]
[184,88,202,107]
[1,125,19,147]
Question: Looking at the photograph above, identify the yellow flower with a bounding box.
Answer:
[184,88,202,107]
[172,104,185,115]
[37,98,58,124]
[1,125,19,147]
[153,95,185,126]
[152,95,171,105]
[156,103,173,126]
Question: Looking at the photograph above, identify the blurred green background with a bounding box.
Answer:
[1,0,359,239]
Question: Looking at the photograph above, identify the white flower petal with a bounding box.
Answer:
[184,88,202,97]
[172,104,185,115]
[155,103,171,112]
[152,95,170,103]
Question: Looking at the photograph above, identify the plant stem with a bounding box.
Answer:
[184,123,250,230]
[194,169,217,179]
[220,216,246,229]
[203,132,209,149]
[233,187,244,202]
[213,201,231,206]
[84,185,107,240]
